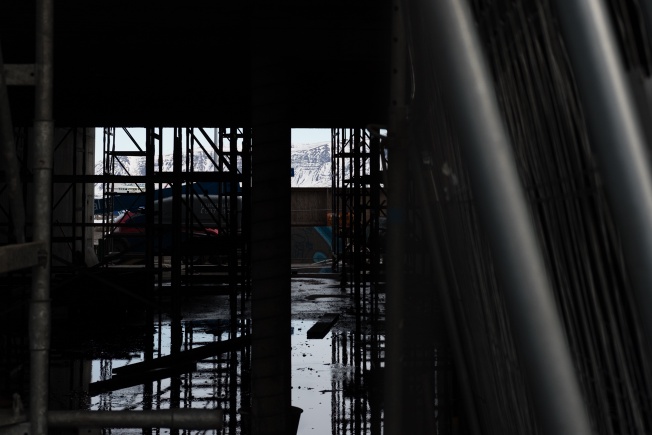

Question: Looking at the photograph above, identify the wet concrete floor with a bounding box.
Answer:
[54,269,385,434]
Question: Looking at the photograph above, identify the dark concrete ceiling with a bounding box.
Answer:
[1,1,392,128]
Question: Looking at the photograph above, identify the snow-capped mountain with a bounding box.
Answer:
[290,142,332,188]
[94,141,332,197]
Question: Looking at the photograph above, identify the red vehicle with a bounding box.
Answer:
[107,195,240,263]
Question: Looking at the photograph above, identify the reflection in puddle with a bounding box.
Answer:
[89,319,247,434]
[292,320,337,434]
[86,319,383,434]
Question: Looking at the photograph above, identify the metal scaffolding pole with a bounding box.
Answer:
[553,0,652,360]
[48,409,223,430]
[30,1,54,434]
[423,0,592,433]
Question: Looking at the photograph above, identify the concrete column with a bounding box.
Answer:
[80,128,98,266]
[385,1,408,434]
[250,3,292,434]
[51,128,98,267]
[50,128,72,266]
[0,43,26,244]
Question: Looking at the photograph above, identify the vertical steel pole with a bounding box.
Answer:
[553,0,652,361]
[424,0,592,433]
[31,0,54,433]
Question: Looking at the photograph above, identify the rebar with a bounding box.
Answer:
[552,0,652,365]
[414,0,593,433]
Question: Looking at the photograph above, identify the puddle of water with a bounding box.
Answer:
[87,319,381,434]
[291,320,338,435]
[291,320,383,435]
[90,320,241,434]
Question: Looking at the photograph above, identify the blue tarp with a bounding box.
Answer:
[93,182,235,215]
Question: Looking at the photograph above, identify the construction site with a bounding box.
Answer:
[2,1,652,434]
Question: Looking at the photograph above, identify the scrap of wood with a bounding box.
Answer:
[307,313,339,339]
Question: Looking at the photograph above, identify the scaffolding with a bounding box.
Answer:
[331,126,387,431]
[5,0,652,433]
[0,6,247,426]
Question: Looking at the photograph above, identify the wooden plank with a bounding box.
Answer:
[88,336,251,396]
[306,314,339,339]
[112,335,250,375]
[89,362,197,396]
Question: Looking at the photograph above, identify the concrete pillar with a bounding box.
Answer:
[250,2,292,434]
[51,127,98,267]
[80,128,98,266]
[385,1,409,434]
